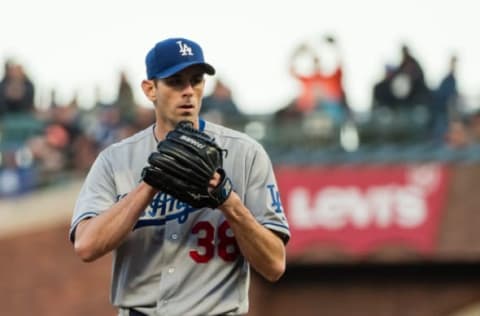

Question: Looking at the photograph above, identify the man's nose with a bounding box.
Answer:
[182,82,195,95]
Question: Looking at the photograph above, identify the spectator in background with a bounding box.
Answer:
[372,64,399,108]
[112,70,136,124]
[24,92,98,176]
[429,55,460,143]
[287,35,349,125]
[466,110,480,145]
[91,104,123,150]
[48,88,59,108]
[27,132,67,175]
[369,44,433,144]
[444,118,470,149]
[390,44,431,107]
[89,79,154,153]
[47,95,86,166]
[200,78,245,128]
[373,44,431,110]
[0,149,37,197]
[132,106,155,130]
[0,59,35,115]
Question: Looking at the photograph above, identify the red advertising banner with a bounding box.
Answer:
[277,164,450,259]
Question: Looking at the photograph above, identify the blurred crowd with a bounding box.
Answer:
[274,35,479,149]
[0,61,155,197]
[1,36,480,197]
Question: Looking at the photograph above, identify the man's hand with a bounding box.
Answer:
[142,120,232,208]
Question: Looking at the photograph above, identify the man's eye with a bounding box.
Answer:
[191,76,204,86]
[165,78,183,86]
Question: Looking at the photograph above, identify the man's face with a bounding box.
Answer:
[145,65,206,128]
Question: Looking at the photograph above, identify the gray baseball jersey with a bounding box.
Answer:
[69,119,290,316]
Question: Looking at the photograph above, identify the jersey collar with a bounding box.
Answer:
[199,118,206,132]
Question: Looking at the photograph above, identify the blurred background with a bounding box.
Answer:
[2,0,480,315]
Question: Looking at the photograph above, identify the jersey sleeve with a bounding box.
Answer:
[69,150,116,242]
[244,145,290,243]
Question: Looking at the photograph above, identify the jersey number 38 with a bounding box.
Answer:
[189,221,240,263]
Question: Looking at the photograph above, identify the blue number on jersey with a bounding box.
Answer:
[267,184,283,213]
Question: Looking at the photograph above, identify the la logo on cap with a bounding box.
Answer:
[177,41,193,56]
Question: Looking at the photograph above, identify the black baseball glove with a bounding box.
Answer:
[142,120,232,209]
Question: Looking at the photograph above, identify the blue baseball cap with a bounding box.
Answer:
[145,38,215,79]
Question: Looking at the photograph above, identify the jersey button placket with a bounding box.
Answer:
[157,222,178,314]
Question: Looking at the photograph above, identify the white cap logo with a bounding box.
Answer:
[176,41,193,56]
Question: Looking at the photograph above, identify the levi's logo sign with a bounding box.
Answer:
[277,164,450,256]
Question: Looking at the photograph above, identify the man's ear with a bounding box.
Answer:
[141,79,156,101]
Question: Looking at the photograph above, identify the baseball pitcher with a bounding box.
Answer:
[70,37,290,316]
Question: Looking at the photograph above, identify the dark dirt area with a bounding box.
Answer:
[0,222,116,316]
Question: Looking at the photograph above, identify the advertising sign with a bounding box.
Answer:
[277,164,450,258]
